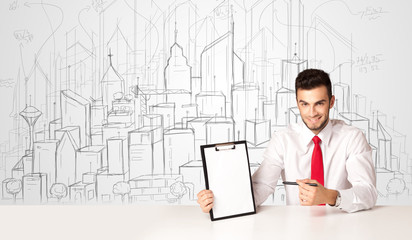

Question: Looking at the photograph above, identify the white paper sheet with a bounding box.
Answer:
[202,142,255,220]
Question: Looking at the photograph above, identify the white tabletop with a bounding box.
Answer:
[0,205,410,240]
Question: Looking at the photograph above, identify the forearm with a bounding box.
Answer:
[251,163,282,206]
[252,179,277,206]
[338,183,377,213]
[342,132,377,213]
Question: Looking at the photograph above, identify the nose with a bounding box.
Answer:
[309,105,317,117]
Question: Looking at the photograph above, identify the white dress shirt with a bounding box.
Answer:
[252,119,377,213]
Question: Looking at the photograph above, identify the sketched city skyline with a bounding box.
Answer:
[0,0,410,206]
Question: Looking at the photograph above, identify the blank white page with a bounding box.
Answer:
[203,142,255,220]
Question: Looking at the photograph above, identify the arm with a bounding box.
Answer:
[197,133,284,212]
[339,130,377,213]
[252,133,284,206]
[296,130,377,211]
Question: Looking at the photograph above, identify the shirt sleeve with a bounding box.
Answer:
[338,130,378,213]
[251,132,284,206]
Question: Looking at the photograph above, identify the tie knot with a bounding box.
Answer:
[312,136,321,145]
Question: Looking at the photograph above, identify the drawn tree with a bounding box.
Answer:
[113,181,131,204]
[387,178,406,199]
[50,183,68,202]
[6,178,22,204]
[170,181,188,203]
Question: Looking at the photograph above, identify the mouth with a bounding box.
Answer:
[308,116,322,124]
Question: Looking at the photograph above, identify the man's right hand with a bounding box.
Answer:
[197,190,214,213]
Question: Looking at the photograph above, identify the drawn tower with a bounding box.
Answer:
[200,5,244,117]
[164,22,192,92]
[20,104,42,154]
[101,50,126,112]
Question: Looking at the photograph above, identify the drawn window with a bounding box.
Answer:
[88,190,94,200]
[75,192,82,203]
[102,194,111,202]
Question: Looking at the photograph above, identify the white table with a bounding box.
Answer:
[0,205,411,240]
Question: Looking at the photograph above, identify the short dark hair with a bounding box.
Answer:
[295,69,332,99]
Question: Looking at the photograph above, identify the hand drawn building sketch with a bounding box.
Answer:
[0,0,411,206]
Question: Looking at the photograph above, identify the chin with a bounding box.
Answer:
[310,126,323,131]
[303,117,328,132]
[306,121,322,130]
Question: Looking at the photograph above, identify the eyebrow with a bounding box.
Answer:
[298,99,327,104]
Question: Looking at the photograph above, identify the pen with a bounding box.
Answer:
[282,181,318,187]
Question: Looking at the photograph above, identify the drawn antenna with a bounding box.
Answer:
[174,21,178,43]
[108,48,113,66]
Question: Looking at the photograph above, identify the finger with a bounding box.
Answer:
[300,197,309,206]
[306,179,320,185]
[203,202,214,213]
[298,183,311,195]
[300,192,313,206]
[299,192,310,206]
[299,189,307,205]
[197,190,203,199]
[197,196,208,205]
[197,190,206,199]
[197,190,213,206]
[306,179,325,189]
[299,186,317,204]
[296,179,311,190]
[197,189,208,198]
[299,186,308,196]
[200,198,213,208]
[197,190,212,200]
[302,187,316,199]
[300,190,315,201]
[200,193,214,203]
[200,195,214,206]
[201,203,214,213]
[299,189,309,200]
[299,179,320,187]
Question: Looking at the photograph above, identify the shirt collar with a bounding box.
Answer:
[300,119,333,147]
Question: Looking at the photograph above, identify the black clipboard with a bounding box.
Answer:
[200,141,256,221]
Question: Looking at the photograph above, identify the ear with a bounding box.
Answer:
[329,95,335,109]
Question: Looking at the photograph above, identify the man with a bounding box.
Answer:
[197,69,377,213]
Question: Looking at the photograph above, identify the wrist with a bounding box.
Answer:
[327,190,339,206]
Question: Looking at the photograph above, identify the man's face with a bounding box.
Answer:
[296,86,335,135]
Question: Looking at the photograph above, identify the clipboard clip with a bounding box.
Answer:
[215,143,236,151]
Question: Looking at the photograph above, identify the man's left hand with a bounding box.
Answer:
[296,179,338,206]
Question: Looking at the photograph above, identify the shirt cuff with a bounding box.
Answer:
[338,188,355,212]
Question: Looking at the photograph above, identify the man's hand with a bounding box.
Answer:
[296,179,338,206]
[197,190,214,213]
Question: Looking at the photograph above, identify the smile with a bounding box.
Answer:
[308,116,322,124]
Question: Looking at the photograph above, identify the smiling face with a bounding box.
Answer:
[296,85,335,135]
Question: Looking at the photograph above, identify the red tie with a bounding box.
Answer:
[311,136,324,186]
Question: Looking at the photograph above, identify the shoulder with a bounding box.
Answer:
[330,119,369,145]
[268,123,301,148]
[330,119,361,135]
[272,123,301,138]
[264,123,300,158]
